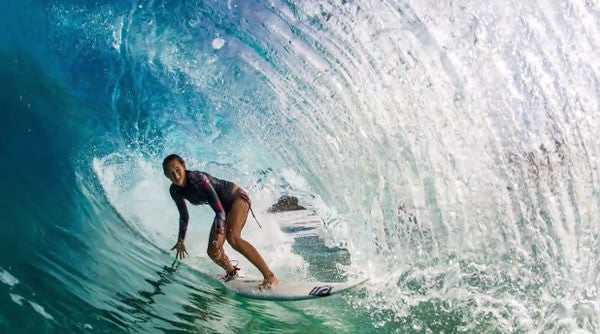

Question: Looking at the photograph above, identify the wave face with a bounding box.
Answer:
[2,0,600,332]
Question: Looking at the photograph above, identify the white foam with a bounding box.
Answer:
[9,293,24,306]
[29,301,54,320]
[211,38,225,50]
[111,16,123,51]
[92,153,194,251]
[0,268,19,287]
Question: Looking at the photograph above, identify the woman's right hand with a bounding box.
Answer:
[171,239,188,260]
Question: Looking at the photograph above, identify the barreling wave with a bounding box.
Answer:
[1,0,600,332]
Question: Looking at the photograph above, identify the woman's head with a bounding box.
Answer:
[163,154,186,186]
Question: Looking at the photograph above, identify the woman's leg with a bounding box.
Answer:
[225,195,278,288]
[207,225,235,273]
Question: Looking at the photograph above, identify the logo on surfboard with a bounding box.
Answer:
[308,285,333,296]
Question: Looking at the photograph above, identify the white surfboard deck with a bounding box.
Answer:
[221,276,368,301]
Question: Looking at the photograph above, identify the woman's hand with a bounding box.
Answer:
[171,239,188,260]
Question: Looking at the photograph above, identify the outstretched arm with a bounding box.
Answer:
[170,186,190,241]
[170,186,189,259]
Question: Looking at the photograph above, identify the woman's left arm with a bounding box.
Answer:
[198,174,227,234]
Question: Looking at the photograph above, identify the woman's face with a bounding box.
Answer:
[164,160,186,186]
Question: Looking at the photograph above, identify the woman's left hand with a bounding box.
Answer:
[171,239,188,260]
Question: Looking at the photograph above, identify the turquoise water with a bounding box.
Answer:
[2,0,600,333]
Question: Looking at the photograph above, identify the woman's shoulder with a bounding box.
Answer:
[186,170,214,187]
[187,170,207,179]
[169,183,181,198]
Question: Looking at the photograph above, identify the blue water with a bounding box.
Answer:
[3,0,600,333]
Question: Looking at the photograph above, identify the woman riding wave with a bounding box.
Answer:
[163,154,278,289]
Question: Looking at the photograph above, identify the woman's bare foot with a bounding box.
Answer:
[258,274,278,290]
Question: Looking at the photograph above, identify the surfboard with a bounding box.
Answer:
[220,277,368,301]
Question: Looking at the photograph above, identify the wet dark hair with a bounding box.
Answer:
[162,154,185,171]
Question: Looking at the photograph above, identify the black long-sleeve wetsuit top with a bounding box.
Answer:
[169,170,235,239]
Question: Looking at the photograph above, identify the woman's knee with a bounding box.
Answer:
[226,235,244,251]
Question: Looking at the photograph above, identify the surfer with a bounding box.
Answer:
[162,154,279,289]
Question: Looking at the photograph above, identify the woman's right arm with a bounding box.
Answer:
[170,186,190,241]
[170,186,189,259]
